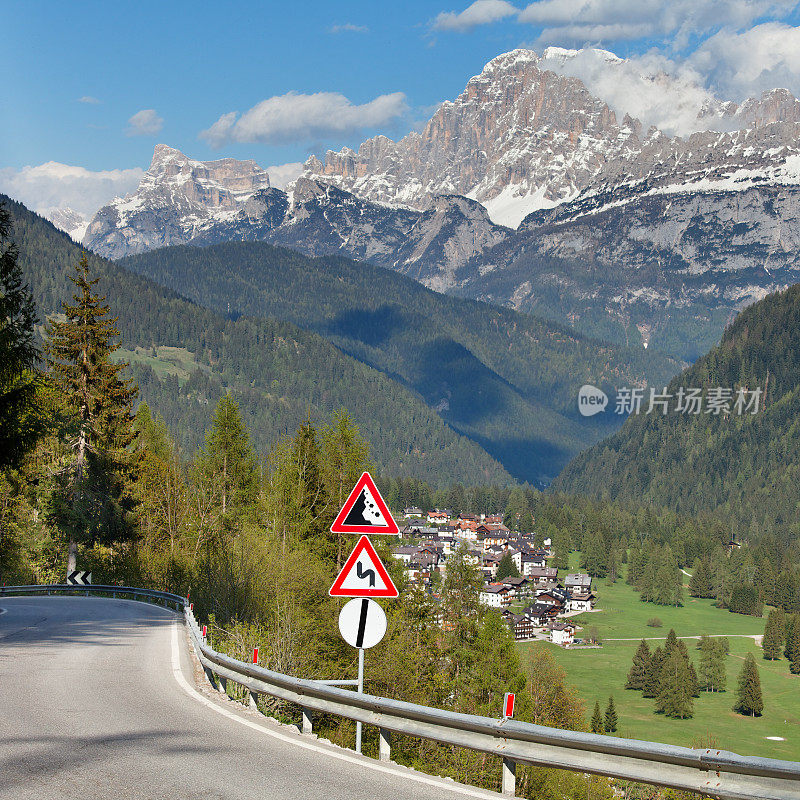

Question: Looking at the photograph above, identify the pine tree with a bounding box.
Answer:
[689,559,715,598]
[45,254,139,571]
[497,550,520,579]
[320,410,372,568]
[590,700,605,733]
[643,646,666,698]
[785,615,800,664]
[734,653,764,717]
[664,628,679,654]
[625,639,651,690]
[0,204,42,470]
[698,639,727,692]
[762,608,785,660]
[195,394,258,516]
[582,530,608,578]
[656,649,694,718]
[604,696,618,733]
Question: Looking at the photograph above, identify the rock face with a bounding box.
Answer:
[305,49,642,227]
[82,50,800,358]
[44,206,89,242]
[83,145,271,258]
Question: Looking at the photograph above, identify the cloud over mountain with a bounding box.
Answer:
[200,91,408,148]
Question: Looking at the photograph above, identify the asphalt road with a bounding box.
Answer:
[0,596,501,800]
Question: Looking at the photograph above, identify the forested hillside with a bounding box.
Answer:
[554,283,800,539]
[4,196,509,487]
[118,242,680,483]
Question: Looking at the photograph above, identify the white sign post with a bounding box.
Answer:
[338,598,387,753]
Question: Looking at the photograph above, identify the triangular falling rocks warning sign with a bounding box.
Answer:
[329,535,399,598]
[331,472,400,535]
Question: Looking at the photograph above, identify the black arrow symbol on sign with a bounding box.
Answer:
[356,562,376,587]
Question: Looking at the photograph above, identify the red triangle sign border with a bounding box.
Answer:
[329,535,400,598]
[330,471,400,535]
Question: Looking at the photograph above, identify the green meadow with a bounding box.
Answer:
[517,555,800,761]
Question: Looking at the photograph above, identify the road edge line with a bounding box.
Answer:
[170,621,502,800]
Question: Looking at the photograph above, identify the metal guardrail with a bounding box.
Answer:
[4,585,800,800]
[0,584,186,609]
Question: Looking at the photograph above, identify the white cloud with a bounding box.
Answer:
[433,0,519,31]
[0,162,144,219]
[266,162,304,188]
[329,22,369,33]
[126,108,164,137]
[78,95,101,104]
[200,91,408,148]
[539,47,721,135]
[690,23,800,99]
[520,0,797,47]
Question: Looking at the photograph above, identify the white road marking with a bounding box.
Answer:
[170,622,501,800]
[0,607,7,615]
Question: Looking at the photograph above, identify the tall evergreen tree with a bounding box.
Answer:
[45,254,139,571]
[319,410,372,568]
[785,614,800,665]
[689,559,715,598]
[603,696,618,733]
[656,649,694,718]
[590,700,604,733]
[195,394,258,516]
[734,653,764,717]
[762,608,785,660]
[625,639,651,690]
[0,204,41,470]
[643,646,666,698]
[496,550,520,579]
[698,639,727,692]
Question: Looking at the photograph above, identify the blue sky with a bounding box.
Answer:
[3,0,800,216]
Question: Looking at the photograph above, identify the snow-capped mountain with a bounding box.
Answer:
[83,145,271,258]
[305,49,644,228]
[81,49,800,358]
[44,206,89,242]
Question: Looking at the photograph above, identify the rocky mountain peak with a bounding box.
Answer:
[304,48,639,227]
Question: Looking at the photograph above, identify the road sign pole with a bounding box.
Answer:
[355,647,365,753]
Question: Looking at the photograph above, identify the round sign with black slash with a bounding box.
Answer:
[338,598,387,650]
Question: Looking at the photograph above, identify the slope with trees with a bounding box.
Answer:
[4,196,509,488]
[554,282,800,541]
[118,240,681,484]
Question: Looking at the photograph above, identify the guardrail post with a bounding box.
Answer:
[216,674,227,695]
[501,757,516,796]
[379,728,391,762]
[249,690,259,711]
[301,707,313,735]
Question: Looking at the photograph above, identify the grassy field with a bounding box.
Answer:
[517,554,800,760]
[112,345,207,384]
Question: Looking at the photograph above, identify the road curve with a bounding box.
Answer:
[0,597,501,800]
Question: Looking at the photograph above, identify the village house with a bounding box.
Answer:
[402,524,439,538]
[566,591,596,612]
[479,583,514,608]
[427,510,450,525]
[564,573,592,593]
[500,575,534,599]
[403,507,423,518]
[524,566,558,585]
[549,621,575,646]
[503,612,538,641]
[477,525,510,550]
[523,601,559,626]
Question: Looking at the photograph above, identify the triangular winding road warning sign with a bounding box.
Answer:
[329,535,399,598]
[331,472,399,535]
